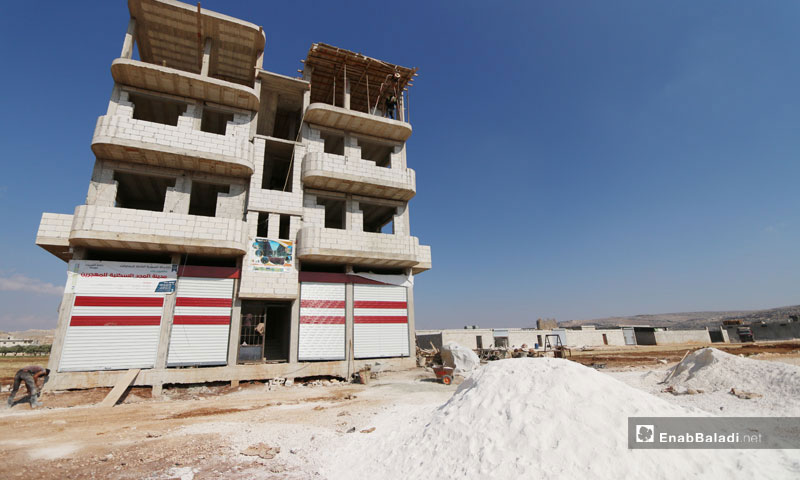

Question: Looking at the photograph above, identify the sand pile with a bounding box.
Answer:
[667,348,800,396]
[320,358,798,479]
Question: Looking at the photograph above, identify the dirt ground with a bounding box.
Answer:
[2,340,799,479]
[569,340,800,368]
[0,369,453,479]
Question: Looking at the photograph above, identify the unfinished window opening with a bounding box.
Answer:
[351,266,405,275]
[273,107,301,140]
[239,301,293,363]
[476,336,483,349]
[256,212,270,237]
[261,141,294,192]
[200,108,234,135]
[316,197,345,230]
[129,92,187,126]
[188,182,230,217]
[321,131,344,155]
[178,255,237,267]
[113,171,175,212]
[279,214,291,239]
[299,263,347,273]
[537,335,543,347]
[360,202,396,234]
[85,249,172,264]
[359,139,393,168]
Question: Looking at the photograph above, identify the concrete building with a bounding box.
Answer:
[35,0,431,391]
[417,326,626,350]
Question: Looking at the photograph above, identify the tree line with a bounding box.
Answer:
[0,344,52,356]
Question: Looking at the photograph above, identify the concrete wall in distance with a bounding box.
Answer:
[653,329,711,345]
[440,330,495,350]
[565,329,625,347]
[748,323,800,342]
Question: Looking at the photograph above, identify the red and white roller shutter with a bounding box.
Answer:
[167,269,235,367]
[59,261,174,372]
[298,282,345,361]
[353,284,409,358]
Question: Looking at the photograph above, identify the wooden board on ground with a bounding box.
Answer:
[98,369,140,407]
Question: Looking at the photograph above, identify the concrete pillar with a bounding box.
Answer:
[227,298,242,366]
[394,204,410,236]
[201,38,212,76]
[154,253,181,370]
[261,91,278,137]
[406,270,415,357]
[45,248,88,380]
[345,281,354,375]
[120,18,136,59]
[250,79,261,141]
[288,296,299,364]
[164,175,191,214]
[344,72,351,110]
[267,213,280,238]
[398,91,405,122]
[302,89,311,112]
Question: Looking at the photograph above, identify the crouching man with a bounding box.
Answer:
[7,365,50,408]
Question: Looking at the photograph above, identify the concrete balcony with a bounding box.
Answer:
[91,100,253,177]
[69,205,247,256]
[305,103,412,142]
[302,151,416,201]
[297,227,431,274]
[111,58,260,111]
[36,213,74,261]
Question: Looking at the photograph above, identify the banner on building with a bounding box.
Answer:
[248,238,294,273]
[65,260,178,295]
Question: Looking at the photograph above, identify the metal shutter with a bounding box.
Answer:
[353,284,409,358]
[298,282,345,361]
[167,277,234,366]
[59,296,164,372]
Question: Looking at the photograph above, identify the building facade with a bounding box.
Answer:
[35,0,431,391]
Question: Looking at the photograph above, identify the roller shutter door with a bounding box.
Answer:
[59,296,165,371]
[167,277,234,366]
[354,284,409,358]
[298,282,345,361]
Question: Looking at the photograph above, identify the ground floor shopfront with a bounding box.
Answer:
[46,259,416,391]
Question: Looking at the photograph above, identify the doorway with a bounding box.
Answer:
[239,300,292,363]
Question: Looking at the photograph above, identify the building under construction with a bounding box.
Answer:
[35,0,431,393]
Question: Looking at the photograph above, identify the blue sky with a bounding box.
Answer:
[1,1,798,331]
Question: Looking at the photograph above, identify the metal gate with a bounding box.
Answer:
[623,328,636,345]
[298,282,345,361]
[167,268,236,367]
[353,284,409,358]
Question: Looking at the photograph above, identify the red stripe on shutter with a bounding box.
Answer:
[354,316,408,324]
[70,316,162,326]
[175,297,232,307]
[353,301,407,309]
[173,316,231,325]
[300,316,346,325]
[300,300,346,309]
[74,296,164,307]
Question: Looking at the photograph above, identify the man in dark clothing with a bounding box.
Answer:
[384,94,398,119]
[7,365,49,408]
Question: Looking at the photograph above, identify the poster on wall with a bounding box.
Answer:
[65,260,178,295]
[248,237,294,273]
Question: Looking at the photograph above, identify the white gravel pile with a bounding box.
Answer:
[667,347,800,396]
[319,358,800,479]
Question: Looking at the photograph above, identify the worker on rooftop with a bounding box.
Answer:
[7,365,49,408]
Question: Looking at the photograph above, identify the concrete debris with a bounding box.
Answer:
[241,443,280,460]
[729,388,763,400]
[360,427,376,434]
